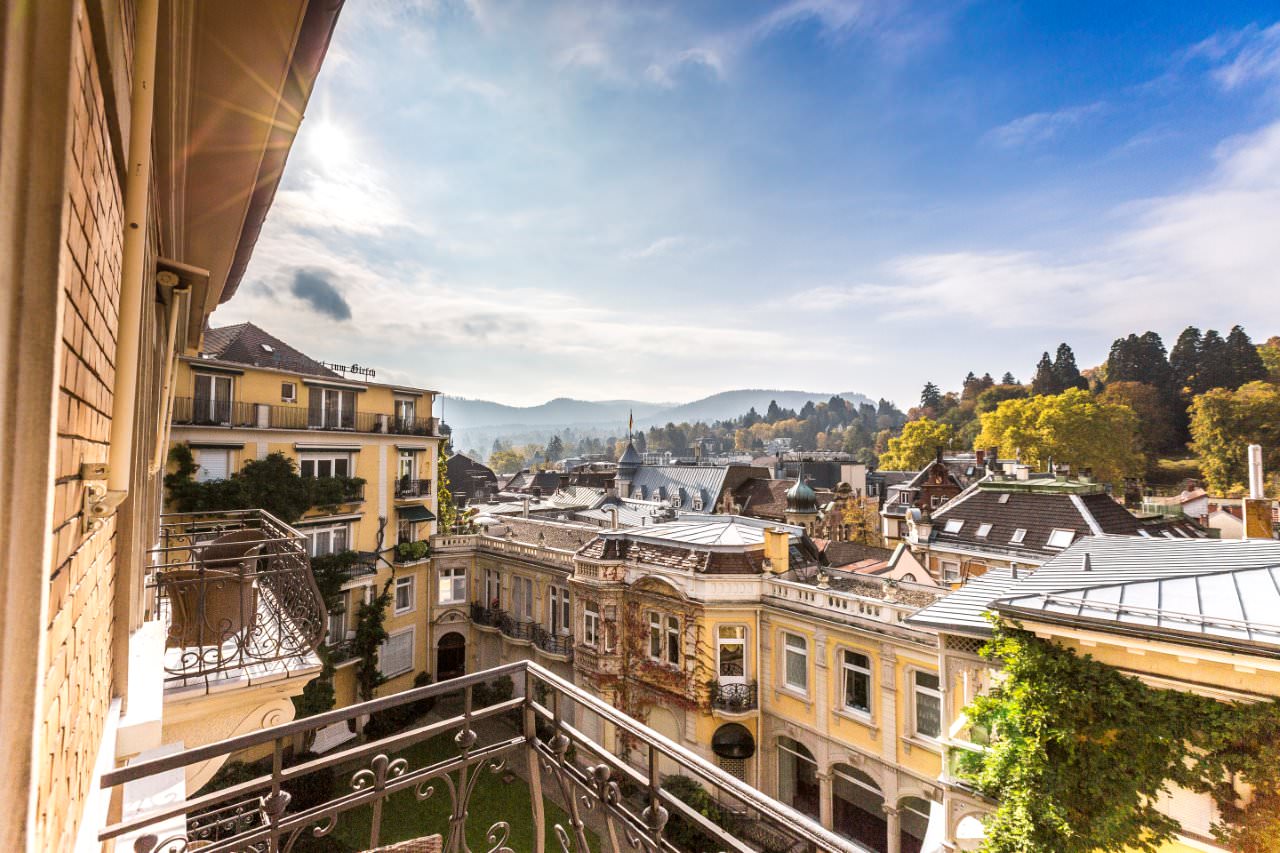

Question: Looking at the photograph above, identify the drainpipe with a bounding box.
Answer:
[151,279,189,474]
[106,0,160,498]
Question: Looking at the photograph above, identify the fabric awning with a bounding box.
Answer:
[398,504,436,522]
[711,723,756,759]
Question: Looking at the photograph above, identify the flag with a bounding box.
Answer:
[628,409,633,436]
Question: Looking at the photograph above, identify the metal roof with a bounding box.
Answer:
[611,515,804,548]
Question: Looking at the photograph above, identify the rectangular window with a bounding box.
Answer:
[1046,528,1076,549]
[666,615,681,665]
[783,633,808,692]
[309,387,357,430]
[511,576,533,619]
[976,522,992,538]
[326,607,345,646]
[378,628,414,678]
[485,570,501,609]
[281,381,297,403]
[649,612,662,659]
[1010,528,1027,544]
[439,567,466,604]
[193,448,231,482]
[549,586,571,634]
[395,398,416,426]
[398,449,416,482]
[842,650,872,715]
[303,522,350,557]
[718,625,746,681]
[584,604,600,647]
[940,560,961,582]
[299,452,352,479]
[943,518,964,534]
[193,373,233,424]
[914,671,942,739]
[394,576,415,614]
[397,518,414,546]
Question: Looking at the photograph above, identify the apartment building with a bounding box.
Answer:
[166,321,444,704]
[0,1,343,849]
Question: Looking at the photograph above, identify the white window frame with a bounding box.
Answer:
[302,522,351,558]
[312,386,357,429]
[1010,528,1027,544]
[584,604,600,647]
[1046,528,1076,549]
[281,381,297,403]
[912,669,942,740]
[398,449,417,482]
[485,569,501,609]
[378,626,415,678]
[841,649,872,717]
[976,522,992,538]
[326,606,346,646]
[783,632,808,693]
[940,560,961,582]
[394,575,416,615]
[511,576,534,620]
[300,451,353,479]
[550,586,571,634]
[439,567,466,605]
[395,397,416,423]
[717,625,747,684]
[943,518,964,534]
[648,612,663,660]
[666,615,681,665]
[193,447,232,483]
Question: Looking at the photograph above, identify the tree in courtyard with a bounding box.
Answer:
[1189,381,1280,496]
[879,419,955,470]
[974,388,1143,484]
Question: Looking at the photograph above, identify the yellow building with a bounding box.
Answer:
[0,1,343,850]
[168,322,445,705]
[908,535,1280,852]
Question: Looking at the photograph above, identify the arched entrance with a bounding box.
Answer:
[832,763,886,852]
[435,632,466,681]
[777,737,819,820]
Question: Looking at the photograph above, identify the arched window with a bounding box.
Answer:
[832,763,886,852]
[898,796,934,853]
[776,737,818,820]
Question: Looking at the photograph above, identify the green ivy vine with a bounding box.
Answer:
[961,615,1280,853]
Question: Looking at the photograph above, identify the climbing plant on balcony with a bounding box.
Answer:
[437,450,456,533]
[352,578,394,704]
[961,615,1280,853]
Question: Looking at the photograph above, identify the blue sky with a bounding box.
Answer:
[221,0,1280,408]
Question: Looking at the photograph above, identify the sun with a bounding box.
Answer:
[306,120,353,167]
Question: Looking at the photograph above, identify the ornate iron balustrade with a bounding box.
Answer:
[470,603,503,627]
[531,623,574,658]
[710,680,759,713]
[498,612,535,642]
[396,477,433,498]
[149,509,327,687]
[99,660,872,853]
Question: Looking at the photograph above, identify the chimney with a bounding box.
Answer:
[935,446,944,464]
[988,447,1000,472]
[764,527,790,574]
[1123,478,1141,509]
[1243,444,1272,539]
[607,506,619,530]
[1079,467,1093,484]
[975,449,985,467]
[1016,465,1030,481]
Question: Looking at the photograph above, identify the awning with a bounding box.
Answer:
[398,504,436,522]
[711,723,755,759]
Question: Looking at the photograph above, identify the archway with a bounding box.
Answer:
[832,763,886,853]
[777,737,819,820]
[646,706,682,777]
[436,631,466,681]
[898,796,932,853]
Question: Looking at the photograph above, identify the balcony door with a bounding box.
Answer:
[395,397,415,429]
[398,450,416,494]
[193,373,232,425]
[309,387,355,429]
[717,625,746,685]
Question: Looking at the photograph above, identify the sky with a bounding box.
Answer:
[219,0,1280,409]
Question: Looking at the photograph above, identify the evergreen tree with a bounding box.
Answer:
[1031,352,1057,395]
[1198,330,1231,392]
[1052,343,1088,392]
[961,371,983,402]
[1169,326,1202,395]
[1225,325,1267,389]
[765,400,783,423]
[545,434,564,462]
[920,382,943,410]
[1001,372,1019,385]
[980,373,995,390]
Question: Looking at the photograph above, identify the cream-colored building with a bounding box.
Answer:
[0,1,343,850]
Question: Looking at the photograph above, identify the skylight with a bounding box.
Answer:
[1046,529,1075,549]
[943,519,964,534]
[976,523,992,538]
[997,493,1011,504]
[261,343,274,353]
[1010,528,1027,544]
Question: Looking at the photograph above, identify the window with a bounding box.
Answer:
[193,448,231,482]
[584,604,600,647]
[841,650,872,715]
[997,493,1011,504]
[549,586,571,634]
[940,560,961,582]
[397,518,414,546]
[1046,528,1076,549]
[485,569,501,609]
[511,576,533,619]
[309,386,356,429]
[281,381,297,402]
[783,633,808,692]
[193,373,233,424]
[439,567,466,605]
[300,452,352,479]
[649,612,663,659]
[398,449,416,482]
[1009,528,1027,544]
[976,522,993,538]
[378,628,414,677]
[777,737,819,820]
[931,495,943,509]
[666,615,681,665]
[395,397,416,426]
[326,607,346,646]
[303,522,350,557]
[394,576,416,614]
[943,518,964,534]
[717,625,746,681]
[913,671,942,739]
[692,496,703,511]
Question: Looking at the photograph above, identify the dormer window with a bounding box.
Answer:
[976,523,992,538]
[1046,529,1075,549]
[943,519,964,534]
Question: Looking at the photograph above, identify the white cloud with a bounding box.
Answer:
[985,102,1106,149]
[795,119,1280,330]
[622,235,691,260]
[1189,21,1280,90]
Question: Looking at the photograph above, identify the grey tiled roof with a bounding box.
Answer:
[626,464,768,507]
[200,323,340,378]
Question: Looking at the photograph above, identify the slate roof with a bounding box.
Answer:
[482,517,598,551]
[447,454,498,500]
[576,537,767,574]
[626,464,768,508]
[502,470,561,494]
[907,535,1280,641]
[732,477,792,520]
[823,541,895,568]
[200,323,340,378]
[576,515,813,575]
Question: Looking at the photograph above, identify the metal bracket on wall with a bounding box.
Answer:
[81,462,127,533]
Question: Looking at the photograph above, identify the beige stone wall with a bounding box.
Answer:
[34,4,131,849]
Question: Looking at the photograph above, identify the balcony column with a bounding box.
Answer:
[884,804,901,853]
[817,769,833,829]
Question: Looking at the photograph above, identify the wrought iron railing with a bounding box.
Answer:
[149,509,327,687]
[470,603,502,627]
[531,623,574,658]
[709,680,759,713]
[99,660,872,853]
[172,397,441,436]
[395,477,433,498]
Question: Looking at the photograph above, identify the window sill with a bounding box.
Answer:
[775,685,811,705]
[832,707,877,731]
[901,735,942,755]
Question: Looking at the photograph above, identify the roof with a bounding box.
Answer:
[626,464,768,507]
[200,323,340,378]
[618,441,643,467]
[823,541,895,568]
[732,477,792,520]
[482,517,598,552]
[907,535,1280,640]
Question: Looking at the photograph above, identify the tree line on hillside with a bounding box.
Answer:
[893,325,1280,496]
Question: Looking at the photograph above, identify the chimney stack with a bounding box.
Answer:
[763,527,791,574]
[1243,444,1272,539]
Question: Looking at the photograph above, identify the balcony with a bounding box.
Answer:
[99,660,870,853]
[393,540,431,564]
[531,623,574,659]
[470,602,502,628]
[395,477,433,499]
[149,509,327,689]
[710,680,759,713]
[171,397,441,437]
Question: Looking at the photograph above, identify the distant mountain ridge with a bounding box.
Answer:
[439,389,874,432]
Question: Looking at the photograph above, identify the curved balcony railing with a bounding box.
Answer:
[710,680,759,713]
[531,623,574,658]
[149,509,327,687]
[99,660,874,853]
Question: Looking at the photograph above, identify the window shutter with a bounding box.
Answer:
[308,388,322,427]
[194,449,229,481]
[379,631,413,677]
